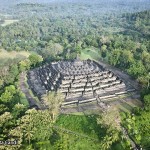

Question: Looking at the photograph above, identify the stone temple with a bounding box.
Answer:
[27,59,135,106]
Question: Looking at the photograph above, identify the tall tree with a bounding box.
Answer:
[97,107,122,150]
[42,92,64,122]
[28,54,43,67]
[9,109,53,147]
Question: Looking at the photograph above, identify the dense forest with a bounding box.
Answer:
[0,0,150,150]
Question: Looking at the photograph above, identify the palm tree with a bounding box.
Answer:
[101,135,113,150]
[24,126,34,145]
[42,91,64,122]
[97,107,121,131]
[21,110,35,145]
[97,107,121,149]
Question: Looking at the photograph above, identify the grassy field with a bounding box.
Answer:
[56,114,104,139]
[55,114,127,150]
[0,49,30,59]
[55,114,103,150]
[1,19,18,26]
[114,98,143,113]
[56,95,142,149]
[80,47,101,61]
[20,93,29,106]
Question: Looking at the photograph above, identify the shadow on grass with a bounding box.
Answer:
[49,130,60,145]
[55,114,106,141]
[81,115,106,141]
[120,101,135,112]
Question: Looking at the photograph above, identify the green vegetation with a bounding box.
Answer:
[0,49,30,59]
[55,113,130,150]
[42,92,64,122]
[114,98,143,113]
[1,19,19,26]
[80,47,101,61]
[0,53,43,88]
[56,114,102,139]
[121,93,150,149]
[0,0,150,149]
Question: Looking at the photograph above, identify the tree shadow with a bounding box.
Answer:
[120,101,134,112]
[80,115,106,141]
[49,130,60,145]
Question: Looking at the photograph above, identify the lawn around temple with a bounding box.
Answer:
[80,47,101,61]
[54,114,128,150]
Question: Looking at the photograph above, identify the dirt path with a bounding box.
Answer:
[122,127,140,150]
[19,72,40,109]
[53,125,99,142]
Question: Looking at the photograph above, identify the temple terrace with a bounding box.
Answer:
[27,59,135,106]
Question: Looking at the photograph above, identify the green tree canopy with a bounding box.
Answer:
[42,91,64,122]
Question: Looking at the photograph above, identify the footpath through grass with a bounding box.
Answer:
[55,114,129,150]
[55,114,105,140]
[55,114,103,150]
